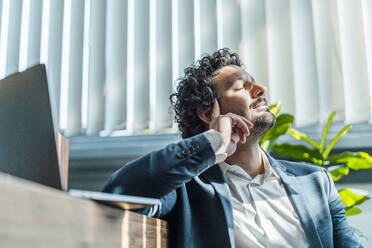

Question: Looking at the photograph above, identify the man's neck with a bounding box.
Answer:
[225,140,264,179]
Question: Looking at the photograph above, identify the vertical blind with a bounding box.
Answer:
[0,0,371,137]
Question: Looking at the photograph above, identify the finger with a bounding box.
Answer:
[232,127,243,143]
[227,114,249,136]
[235,127,246,143]
[210,99,221,120]
[229,113,253,129]
[236,119,250,137]
[231,131,240,144]
[240,116,254,129]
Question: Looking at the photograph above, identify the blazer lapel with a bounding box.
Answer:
[266,154,323,248]
[200,152,324,248]
[200,165,235,248]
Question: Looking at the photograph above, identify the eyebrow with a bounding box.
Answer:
[229,72,255,86]
[247,74,255,82]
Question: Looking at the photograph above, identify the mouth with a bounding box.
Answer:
[253,102,267,109]
[251,97,268,109]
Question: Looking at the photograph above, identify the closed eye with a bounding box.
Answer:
[234,87,244,91]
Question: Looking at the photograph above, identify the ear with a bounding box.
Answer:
[197,107,211,125]
[197,99,221,125]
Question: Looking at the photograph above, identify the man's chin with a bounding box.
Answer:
[250,112,276,136]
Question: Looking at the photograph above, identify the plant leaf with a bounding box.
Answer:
[345,207,362,216]
[259,132,270,150]
[328,165,349,181]
[328,152,372,170]
[320,111,336,151]
[269,101,281,117]
[338,188,370,207]
[272,143,323,165]
[322,125,352,159]
[260,140,270,152]
[259,113,294,152]
[287,128,321,150]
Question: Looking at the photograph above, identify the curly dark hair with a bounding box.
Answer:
[170,48,241,138]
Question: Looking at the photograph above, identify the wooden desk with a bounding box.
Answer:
[0,172,167,248]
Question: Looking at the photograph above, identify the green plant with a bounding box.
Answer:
[260,104,372,217]
[274,110,372,216]
[259,101,294,152]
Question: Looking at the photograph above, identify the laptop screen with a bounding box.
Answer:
[0,64,62,189]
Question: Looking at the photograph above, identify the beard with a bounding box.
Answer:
[249,110,276,137]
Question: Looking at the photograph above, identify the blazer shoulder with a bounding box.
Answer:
[276,159,327,176]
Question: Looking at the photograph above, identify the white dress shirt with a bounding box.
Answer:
[204,129,309,248]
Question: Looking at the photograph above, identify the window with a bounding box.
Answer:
[0,0,371,151]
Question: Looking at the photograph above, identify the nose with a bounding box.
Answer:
[251,83,266,99]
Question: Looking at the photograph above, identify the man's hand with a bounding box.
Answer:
[209,100,253,156]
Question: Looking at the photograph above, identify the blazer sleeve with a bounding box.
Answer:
[325,170,363,248]
[101,132,217,218]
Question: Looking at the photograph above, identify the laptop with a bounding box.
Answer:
[0,64,161,211]
[0,64,61,189]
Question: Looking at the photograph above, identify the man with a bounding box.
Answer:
[102,49,362,247]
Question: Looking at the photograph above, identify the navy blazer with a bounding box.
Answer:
[102,132,362,248]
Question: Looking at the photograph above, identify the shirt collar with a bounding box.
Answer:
[218,147,280,180]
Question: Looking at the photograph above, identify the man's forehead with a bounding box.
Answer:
[213,65,255,85]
